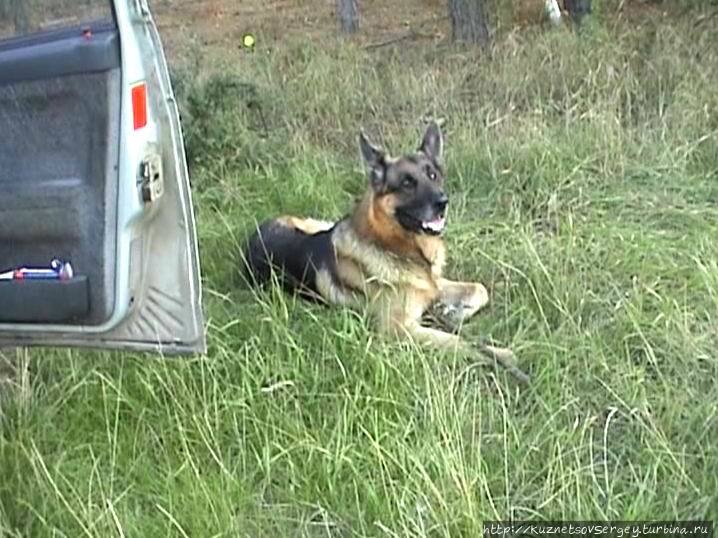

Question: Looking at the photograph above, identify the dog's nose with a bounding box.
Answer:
[434,194,449,213]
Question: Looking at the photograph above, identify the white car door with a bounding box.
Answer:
[0,0,205,354]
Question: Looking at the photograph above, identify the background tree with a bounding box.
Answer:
[0,0,29,33]
[565,0,592,25]
[448,0,490,46]
[337,0,359,34]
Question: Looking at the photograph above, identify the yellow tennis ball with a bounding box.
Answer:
[242,34,256,48]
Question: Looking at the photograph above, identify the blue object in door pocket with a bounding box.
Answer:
[0,259,74,281]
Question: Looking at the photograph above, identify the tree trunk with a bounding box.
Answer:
[565,0,592,25]
[545,0,562,26]
[3,0,29,33]
[337,0,359,34]
[448,0,490,45]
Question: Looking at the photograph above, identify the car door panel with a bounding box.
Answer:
[0,0,206,354]
[0,29,120,326]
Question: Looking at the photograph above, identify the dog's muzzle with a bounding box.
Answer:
[421,194,448,234]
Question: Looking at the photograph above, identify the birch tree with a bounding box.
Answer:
[337,0,359,33]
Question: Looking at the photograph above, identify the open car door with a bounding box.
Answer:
[0,0,205,354]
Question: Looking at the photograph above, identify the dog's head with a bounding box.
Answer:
[359,121,448,236]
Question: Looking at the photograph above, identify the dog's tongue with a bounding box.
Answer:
[423,216,446,233]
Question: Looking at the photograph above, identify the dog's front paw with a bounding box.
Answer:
[425,302,466,333]
[464,283,489,314]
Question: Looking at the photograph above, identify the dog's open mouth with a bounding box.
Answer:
[396,209,447,236]
[421,216,446,235]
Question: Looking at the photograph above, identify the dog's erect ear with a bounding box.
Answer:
[359,130,387,191]
[418,120,443,163]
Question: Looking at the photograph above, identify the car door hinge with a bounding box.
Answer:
[140,153,163,203]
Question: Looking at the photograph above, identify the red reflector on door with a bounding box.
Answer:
[131,83,147,130]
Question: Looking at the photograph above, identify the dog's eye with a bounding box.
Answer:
[401,175,416,190]
[425,166,437,181]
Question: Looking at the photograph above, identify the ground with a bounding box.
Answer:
[1,0,717,536]
[149,0,679,62]
[153,0,447,58]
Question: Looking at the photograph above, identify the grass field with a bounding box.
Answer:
[1,3,718,537]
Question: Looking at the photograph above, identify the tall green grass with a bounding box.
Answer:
[1,10,717,537]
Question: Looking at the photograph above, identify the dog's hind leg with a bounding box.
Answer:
[277,216,335,235]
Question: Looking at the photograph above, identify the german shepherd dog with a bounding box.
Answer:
[243,122,529,383]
